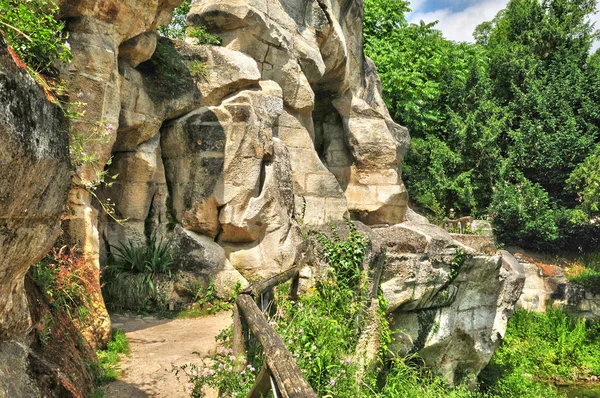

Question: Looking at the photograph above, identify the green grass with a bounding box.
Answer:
[94,329,130,384]
[566,252,600,294]
[480,309,600,397]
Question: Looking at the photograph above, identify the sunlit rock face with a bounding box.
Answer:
[188,0,410,226]
[377,224,526,384]
[0,38,70,341]
[92,0,410,284]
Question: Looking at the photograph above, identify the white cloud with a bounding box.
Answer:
[408,0,509,43]
[408,0,600,51]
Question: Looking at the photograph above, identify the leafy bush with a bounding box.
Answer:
[364,0,600,249]
[489,172,558,250]
[568,144,600,216]
[0,0,71,74]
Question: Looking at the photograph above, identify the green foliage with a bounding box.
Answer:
[481,309,600,396]
[187,26,221,45]
[0,0,71,74]
[489,170,559,249]
[158,0,221,45]
[173,339,260,398]
[31,246,94,322]
[94,329,130,385]
[567,252,600,293]
[158,0,191,39]
[449,249,469,282]
[102,235,175,313]
[568,143,600,216]
[186,59,209,79]
[317,221,369,290]
[364,0,600,250]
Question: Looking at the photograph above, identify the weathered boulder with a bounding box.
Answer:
[0,39,70,340]
[377,223,525,384]
[511,249,600,320]
[162,80,302,281]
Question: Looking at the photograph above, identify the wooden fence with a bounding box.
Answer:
[232,263,317,398]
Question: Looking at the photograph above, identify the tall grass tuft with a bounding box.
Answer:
[102,234,175,312]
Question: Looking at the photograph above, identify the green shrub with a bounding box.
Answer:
[102,234,175,313]
[94,329,130,385]
[490,172,558,250]
[0,0,71,74]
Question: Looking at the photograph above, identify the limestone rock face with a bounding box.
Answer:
[0,39,70,340]
[377,223,526,384]
[188,0,410,225]
[512,250,600,321]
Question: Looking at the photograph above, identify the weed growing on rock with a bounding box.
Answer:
[0,0,71,75]
[186,26,221,46]
[31,246,97,322]
[449,248,469,282]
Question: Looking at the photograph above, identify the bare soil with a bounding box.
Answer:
[103,312,232,397]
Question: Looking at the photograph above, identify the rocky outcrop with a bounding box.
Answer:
[0,38,70,341]
[0,38,96,397]
[188,0,409,225]
[297,221,525,383]
[513,250,600,321]
[376,224,525,384]
[91,0,409,285]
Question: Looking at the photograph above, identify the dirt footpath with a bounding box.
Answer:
[103,312,232,397]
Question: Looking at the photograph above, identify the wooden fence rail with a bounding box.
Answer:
[232,263,317,398]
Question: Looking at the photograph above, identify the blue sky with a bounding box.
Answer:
[406,0,600,51]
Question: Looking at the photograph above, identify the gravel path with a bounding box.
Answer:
[103,312,232,397]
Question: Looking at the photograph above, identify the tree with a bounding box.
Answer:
[364,0,600,251]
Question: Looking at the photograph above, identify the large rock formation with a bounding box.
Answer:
[90,0,410,286]
[376,224,525,383]
[0,39,70,342]
[0,37,86,396]
[297,221,525,383]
